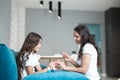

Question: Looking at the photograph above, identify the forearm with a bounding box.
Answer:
[70,58,80,67]
[37,67,49,73]
[67,54,91,74]
[65,66,86,74]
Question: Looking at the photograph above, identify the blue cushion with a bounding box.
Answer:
[23,70,89,80]
[0,44,18,80]
[10,49,18,58]
[40,64,46,69]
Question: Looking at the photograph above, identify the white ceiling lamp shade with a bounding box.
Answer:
[49,1,53,13]
[40,0,44,7]
[58,1,61,19]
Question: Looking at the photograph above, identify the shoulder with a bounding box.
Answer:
[23,52,33,59]
[23,52,29,61]
[33,54,40,59]
[83,43,96,55]
[83,43,94,49]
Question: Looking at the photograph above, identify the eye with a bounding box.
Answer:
[75,36,78,38]
[39,42,42,44]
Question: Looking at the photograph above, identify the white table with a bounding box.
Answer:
[40,56,67,65]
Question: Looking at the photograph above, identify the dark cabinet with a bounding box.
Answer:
[105,7,120,77]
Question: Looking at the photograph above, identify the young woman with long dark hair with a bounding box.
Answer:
[56,25,101,80]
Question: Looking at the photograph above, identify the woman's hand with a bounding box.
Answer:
[62,52,72,62]
[55,61,68,70]
[48,62,55,70]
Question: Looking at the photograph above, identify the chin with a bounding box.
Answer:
[35,49,39,52]
[75,42,79,44]
[36,50,39,52]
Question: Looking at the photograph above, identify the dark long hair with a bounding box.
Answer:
[16,32,42,80]
[74,25,100,66]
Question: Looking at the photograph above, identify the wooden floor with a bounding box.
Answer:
[101,76,119,80]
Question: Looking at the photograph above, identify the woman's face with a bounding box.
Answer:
[74,31,81,44]
[33,39,42,52]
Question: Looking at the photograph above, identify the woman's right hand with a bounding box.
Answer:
[62,52,72,62]
[48,62,55,70]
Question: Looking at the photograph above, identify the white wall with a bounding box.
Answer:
[25,9,105,55]
[10,0,19,50]
[0,0,11,46]
[0,0,20,50]
[17,8,25,51]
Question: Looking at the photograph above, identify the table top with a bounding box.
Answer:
[40,56,64,59]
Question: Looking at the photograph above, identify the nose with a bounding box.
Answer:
[74,37,76,40]
[40,44,42,47]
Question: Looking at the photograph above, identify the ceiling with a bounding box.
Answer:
[17,0,120,11]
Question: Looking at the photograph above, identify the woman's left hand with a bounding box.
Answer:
[56,61,68,70]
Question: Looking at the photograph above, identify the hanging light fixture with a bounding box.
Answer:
[49,1,53,13]
[58,1,61,19]
[40,0,44,7]
[39,1,62,19]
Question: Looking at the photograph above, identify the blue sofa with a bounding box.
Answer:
[0,44,89,80]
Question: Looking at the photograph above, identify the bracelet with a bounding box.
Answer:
[47,67,51,73]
